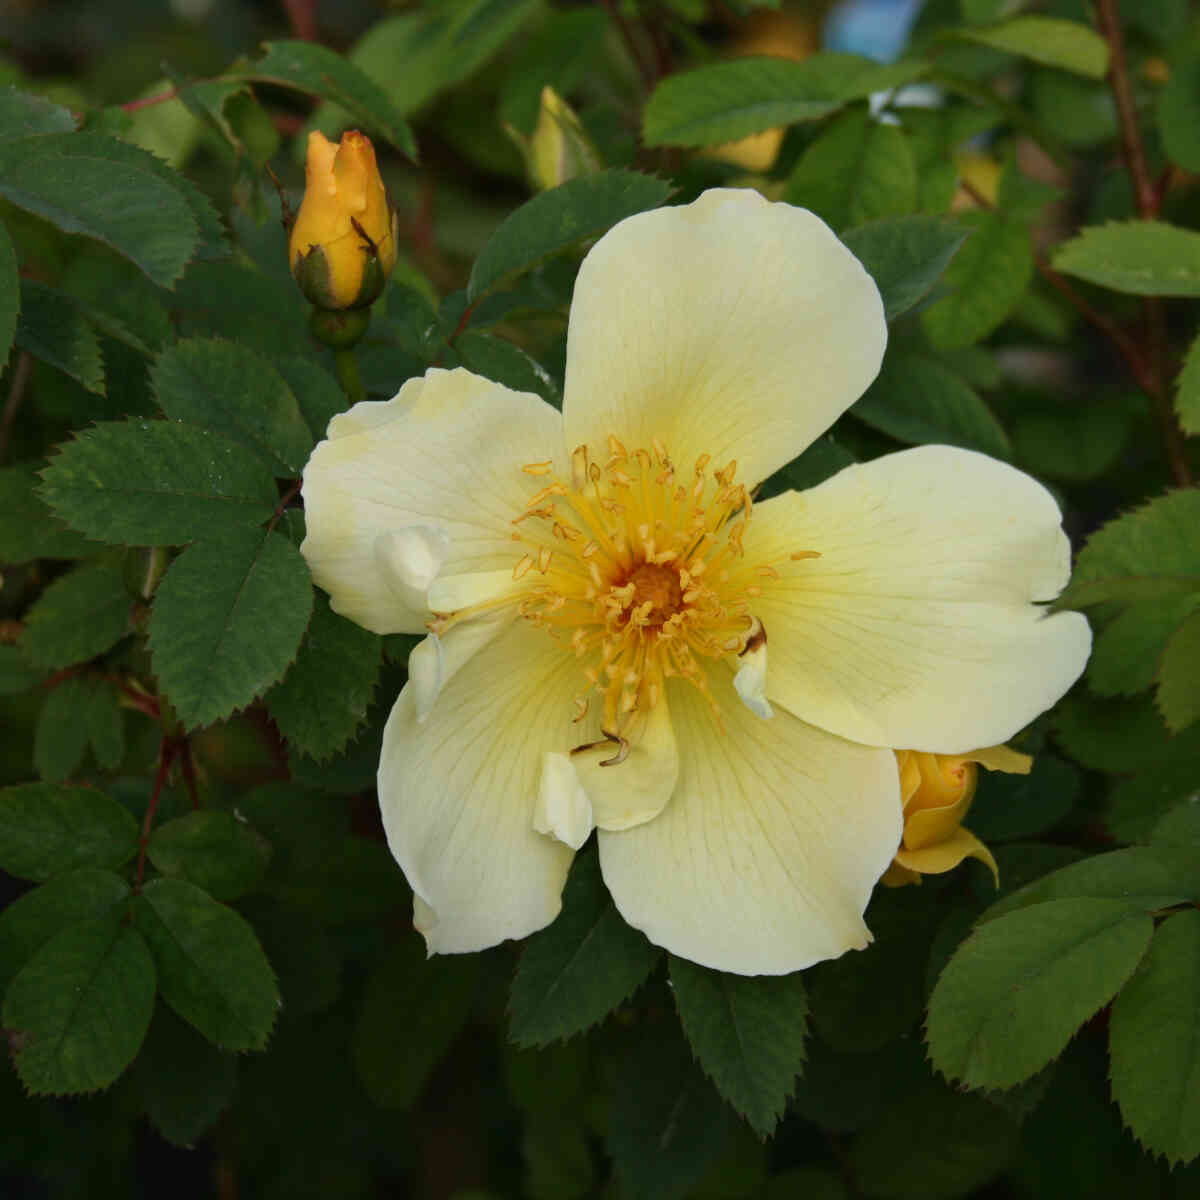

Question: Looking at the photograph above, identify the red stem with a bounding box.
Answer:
[135,738,177,892]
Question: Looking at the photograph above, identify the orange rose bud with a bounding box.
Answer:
[881,745,1032,888]
[289,130,398,311]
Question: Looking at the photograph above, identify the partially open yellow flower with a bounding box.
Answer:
[289,130,398,311]
[300,190,1091,975]
[507,86,602,192]
[882,745,1032,888]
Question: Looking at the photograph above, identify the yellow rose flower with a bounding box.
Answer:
[882,745,1032,888]
[507,86,602,193]
[289,129,398,311]
[299,190,1091,975]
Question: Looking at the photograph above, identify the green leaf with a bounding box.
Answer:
[351,935,481,1109]
[40,420,280,547]
[1052,220,1200,297]
[467,170,672,302]
[1158,608,1200,732]
[926,897,1154,1090]
[231,39,416,158]
[1109,752,1200,843]
[952,17,1108,78]
[0,783,138,881]
[20,563,130,670]
[1011,396,1133,483]
[148,811,271,901]
[786,108,917,232]
[272,358,346,444]
[136,1005,237,1147]
[1053,693,1179,773]
[0,868,130,991]
[151,338,313,476]
[0,219,17,366]
[669,956,808,1138]
[0,643,42,696]
[0,135,199,288]
[0,87,76,138]
[15,280,104,393]
[508,847,662,1046]
[853,349,1011,456]
[0,461,97,562]
[758,434,855,502]
[1110,909,1200,1165]
[265,591,381,762]
[606,1022,735,1200]
[1175,328,1200,436]
[455,330,560,406]
[1060,489,1200,609]
[980,847,1198,923]
[147,529,313,730]
[1158,45,1200,172]
[841,215,969,321]
[3,914,155,1096]
[922,208,1032,348]
[968,753,1081,843]
[34,675,124,782]
[1088,594,1200,697]
[134,877,278,1051]
[642,53,928,148]
[1151,801,1200,849]
[849,1070,1019,1200]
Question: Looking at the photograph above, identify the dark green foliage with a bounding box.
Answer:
[0,461,97,562]
[508,847,661,1047]
[14,280,104,393]
[20,563,130,669]
[147,811,272,900]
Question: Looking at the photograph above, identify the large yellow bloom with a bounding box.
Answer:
[300,190,1091,975]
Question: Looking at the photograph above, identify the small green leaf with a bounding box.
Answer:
[1110,910,1200,1165]
[952,17,1109,78]
[34,675,124,782]
[0,135,200,288]
[980,847,1198,922]
[508,847,661,1046]
[233,39,417,158]
[0,87,76,139]
[272,358,346,444]
[151,338,313,476]
[669,956,809,1138]
[3,914,155,1096]
[467,170,672,301]
[1158,608,1200,732]
[1088,594,1200,697]
[927,898,1154,1089]
[0,868,130,991]
[853,349,1011,457]
[265,591,381,763]
[1052,220,1200,297]
[455,330,560,406]
[20,563,130,670]
[786,108,917,232]
[642,53,928,148]
[0,461,97,563]
[351,935,480,1109]
[0,783,138,881]
[1060,489,1200,609]
[40,421,280,547]
[1158,45,1200,172]
[15,280,104,393]
[134,877,279,1051]
[841,215,969,320]
[605,1022,735,1200]
[147,529,313,730]
[136,1005,238,1147]
[1175,328,1200,436]
[148,811,271,901]
[922,208,1032,348]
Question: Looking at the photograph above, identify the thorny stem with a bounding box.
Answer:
[135,737,177,892]
[266,478,302,534]
[0,350,32,463]
[1094,0,1193,486]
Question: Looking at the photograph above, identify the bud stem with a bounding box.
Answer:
[334,347,366,407]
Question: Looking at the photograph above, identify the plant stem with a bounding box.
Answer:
[1094,0,1193,486]
[135,737,176,892]
[334,347,366,407]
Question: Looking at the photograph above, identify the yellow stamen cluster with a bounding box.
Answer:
[510,435,766,735]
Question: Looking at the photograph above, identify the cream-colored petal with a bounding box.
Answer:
[598,667,900,976]
[572,698,678,832]
[378,617,590,954]
[744,445,1092,754]
[534,752,594,850]
[562,189,886,487]
[301,367,563,634]
[407,608,514,724]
